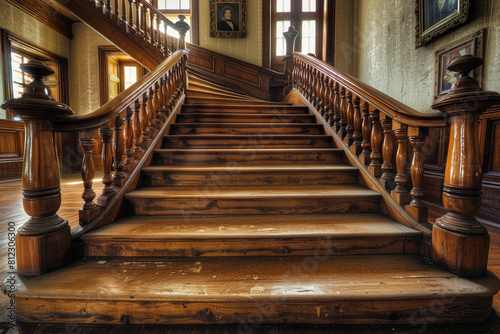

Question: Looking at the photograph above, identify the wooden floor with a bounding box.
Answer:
[1,173,500,333]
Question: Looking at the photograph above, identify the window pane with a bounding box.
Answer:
[166,0,180,9]
[166,15,191,43]
[302,0,316,12]
[301,20,316,55]
[276,0,290,13]
[276,20,290,56]
[180,0,189,10]
[124,66,138,89]
[157,0,166,9]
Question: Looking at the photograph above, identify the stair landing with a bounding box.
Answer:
[9,255,498,325]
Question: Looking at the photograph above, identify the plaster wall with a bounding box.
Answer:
[0,0,71,118]
[355,0,500,113]
[197,0,263,66]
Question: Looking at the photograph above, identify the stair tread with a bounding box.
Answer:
[154,148,343,153]
[142,164,357,172]
[126,185,378,198]
[171,123,321,127]
[83,213,420,240]
[11,255,499,301]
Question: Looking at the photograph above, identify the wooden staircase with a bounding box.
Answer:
[10,78,499,326]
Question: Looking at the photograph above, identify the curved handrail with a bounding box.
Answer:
[54,50,188,131]
[293,53,447,128]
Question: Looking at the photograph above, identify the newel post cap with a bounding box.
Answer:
[1,60,73,118]
[432,55,500,113]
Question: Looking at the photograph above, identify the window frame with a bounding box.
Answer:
[150,0,199,44]
[1,29,69,120]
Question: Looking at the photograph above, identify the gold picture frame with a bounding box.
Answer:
[210,0,246,38]
[416,0,471,48]
[434,29,485,99]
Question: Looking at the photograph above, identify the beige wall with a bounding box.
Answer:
[0,0,71,119]
[197,0,263,66]
[69,23,110,116]
[355,0,500,113]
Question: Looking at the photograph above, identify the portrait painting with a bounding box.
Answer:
[210,0,246,38]
[416,0,471,47]
[434,29,485,99]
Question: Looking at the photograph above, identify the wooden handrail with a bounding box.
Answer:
[293,53,447,128]
[1,50,189,275]
[290,51,500,278]
[54,50,188,131]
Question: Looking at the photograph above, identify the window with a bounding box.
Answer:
[151,0,198,44]
[1,30,69,120]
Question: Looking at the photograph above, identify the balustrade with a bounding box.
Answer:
[290,52,499,277]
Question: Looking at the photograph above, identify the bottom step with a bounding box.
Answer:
[8,255,499,325]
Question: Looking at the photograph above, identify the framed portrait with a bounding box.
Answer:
[434,29,485,99]
[210,0,246,38]
[416,0,471,47]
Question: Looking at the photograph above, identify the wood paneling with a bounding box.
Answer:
[0,120,24,182]
[186,43,285,101]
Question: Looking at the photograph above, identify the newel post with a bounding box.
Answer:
[175,15,190,50]
[1,61,73,276]
[431,55,500,277]
[282,26,299,95]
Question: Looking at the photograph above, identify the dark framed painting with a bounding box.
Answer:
[416,0,471,47]
[434,29,485,99]
[210,0,246,38]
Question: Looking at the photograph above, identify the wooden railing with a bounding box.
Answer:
[1,49,189,276]
[56,0,189,69]
[291,53,500,277]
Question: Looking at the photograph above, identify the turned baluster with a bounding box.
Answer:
[391,121,410,205]
[338,88,347,138]
[359,103,372,165]
[320,74,328,118]
[379,115,395,189]
[315,71,323,111]
[129,0,136,30]
[145,8,152,42]
[123,106,135,177]
[140,92,151,149]
[139,3,146,37]
[97,124,115,207]
[305,66,312,101]
[106,0,112,16]
[112,116,125,187]
[344,92,355,146]
[431,55,500,277]
[405,126,428,223]
[114,0,119,18]
[325,78,333,123]
[122,0,127,22]
[368,109,382,177]
[147,87,159,138]
[79,135,100,225]
[175,15,190,50]
[1,60,72,275]
[132,99,144,162]
[351,96,362,155]
[332,82,340,130]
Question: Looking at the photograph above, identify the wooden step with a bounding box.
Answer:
[186,89,258,100]
[182,104,309,114]
[187,82,248,97]
[162,135,333,149]
[124,185,381,215]
[82,214,422,257]
[176,113,317,124]
[169,123,324,135]
[9,255,499,325]
[152,148,345,165]
[185,96,288,105]
[141,164,358,186]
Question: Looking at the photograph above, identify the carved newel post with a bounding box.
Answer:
[175,15,190,50]
[282,26,299,95]
[431,55,500,277]
[1,60,73,276]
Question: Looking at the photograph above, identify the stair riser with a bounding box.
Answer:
[170,125,324,135]
[16,297,493,325]
[176,115,317,123]
[162,137,332,149]
[185,97,285,105]
[85,236,412,257]
[182,107,309,114]
[141,170,358,186]
[125,196,380,215]
[152,150,344,165]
